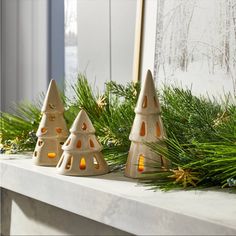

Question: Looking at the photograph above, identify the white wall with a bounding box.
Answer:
[1,0,48,112]
[1,0,137,111]
[77,0,137,90]
[140,0,157,82]
[111,0,137,84]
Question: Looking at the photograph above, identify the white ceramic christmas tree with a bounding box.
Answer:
[56,109,109,176]
[33,80,69,166]
[125,70,169,178]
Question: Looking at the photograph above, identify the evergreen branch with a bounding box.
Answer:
[1,74,236,191]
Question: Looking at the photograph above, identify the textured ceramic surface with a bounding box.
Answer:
[56,110,109,176]
[125,70,168,178]
[33,80,69,166]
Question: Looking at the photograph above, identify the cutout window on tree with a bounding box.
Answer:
[89,139,95,148]
[93,156,99,169]
[154,96,158,108]
[66,156,73,170]
[56,128,62,134]
[156,122,161,137]
[82,123,87,130]
[140,122,146,136]
[79,157,86,170]
[142,96,147,108]
[38,140,43,146]
[41,127,47,134]
[48,152,56,158]
[77,140,82,148]
[138,155,144,172]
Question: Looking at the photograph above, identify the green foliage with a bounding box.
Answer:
[70,74,140,167]
[1,74,236,190]
[0,102,41,153]
[0,74,139,168]
[161,86,225,143]
[142,87,236,190]
[144,139,236,190]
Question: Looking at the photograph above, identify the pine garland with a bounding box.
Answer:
[142,88,236,190]
[1,74,236,190]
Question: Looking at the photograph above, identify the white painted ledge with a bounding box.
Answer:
[1,155,236,235]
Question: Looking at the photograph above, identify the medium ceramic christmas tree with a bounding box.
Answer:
[33,80,69,166]
[125,70,169,178]
[56,109,109,176]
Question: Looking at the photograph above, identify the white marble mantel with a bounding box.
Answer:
[1,155,236,235]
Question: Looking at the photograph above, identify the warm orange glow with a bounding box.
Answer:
[142,96,147,108]
[156,122,161,137]
[82,123,87,130]
[138,155,145,172]
[41,127,47,134]
[140,122,146,136]
[90,139,95,148]
[48,152,56,158]
[77,140,82,148]
[56,128,62,133]
[80,158,86,170]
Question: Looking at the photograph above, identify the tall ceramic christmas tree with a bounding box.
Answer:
[33,80,69,166]
[125,70,169,178]
[56,109,109,176]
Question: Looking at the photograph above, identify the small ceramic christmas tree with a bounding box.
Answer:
[33,80,69,166]
[56,109,109,176]
[125,70,169,178]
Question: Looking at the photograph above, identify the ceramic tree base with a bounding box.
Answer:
[57,152,109,176]
[33,79,69,166]
[33,138,66,166]
[56,109,109,176]
[129,114,165,141]
[125,70,169,178]
[125,142,166,179]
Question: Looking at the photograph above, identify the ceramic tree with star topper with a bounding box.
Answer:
[56,109,109,176]
[125,70,169,178]
[33,80,69,166]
